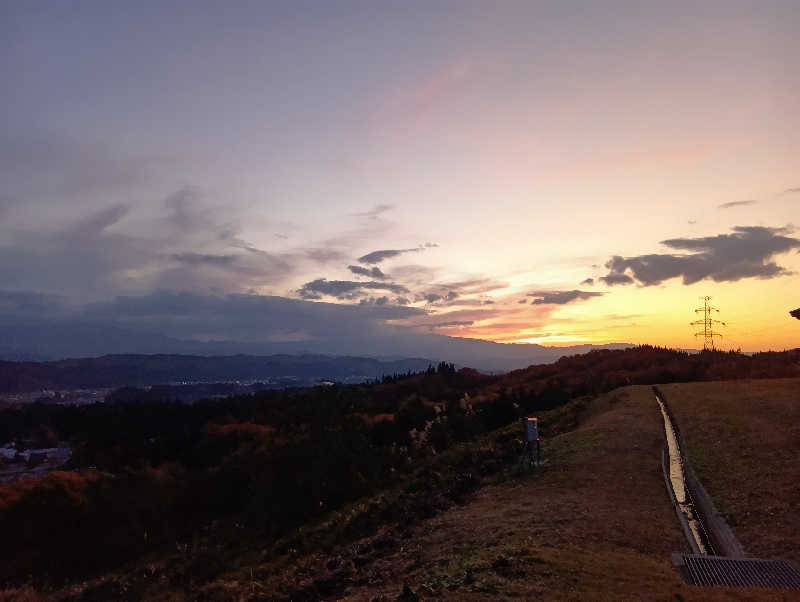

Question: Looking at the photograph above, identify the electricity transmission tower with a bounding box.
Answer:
[691,296,725,351]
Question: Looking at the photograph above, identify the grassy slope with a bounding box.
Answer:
[200,386,768,600]
[17,382,793,600]
[661,378,800,564]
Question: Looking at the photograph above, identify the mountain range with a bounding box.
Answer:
[0,320,632,373]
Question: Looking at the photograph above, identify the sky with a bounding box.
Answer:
[1,0,799,359]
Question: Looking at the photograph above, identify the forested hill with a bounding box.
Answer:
[0,354,435,393]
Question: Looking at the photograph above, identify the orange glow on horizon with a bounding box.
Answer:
[422,264,800,352]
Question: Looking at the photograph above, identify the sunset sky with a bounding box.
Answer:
[2,1,799,357]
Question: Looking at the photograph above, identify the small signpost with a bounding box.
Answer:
[521,416,541,468]
[525,416,538,443]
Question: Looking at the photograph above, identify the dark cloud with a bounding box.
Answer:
[783,188,800,195]
[72,291,427,352]
[83,290,421,324]
[600,226,800,286]
[419,290,460,305]
[527,290,604,305]
[518,298,528,304]
[357,296,393,307]
[357,248,423,264]
[599,273,634,285]
[791,308,800,320]
[348,265,387,279]
[297,278,409,300]
[580,278,595,286]
[718,200,757,209]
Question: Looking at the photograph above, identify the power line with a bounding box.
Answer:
[691,296,725,351]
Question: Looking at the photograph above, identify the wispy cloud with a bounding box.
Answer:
[301,248,349,264]
[370,57,499,134]
[349,204,394,219]
[718,200,757,209]
[358,247,424,264]
[430,278,507,296]
[171,253,238,267]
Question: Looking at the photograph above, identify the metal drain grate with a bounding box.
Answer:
[675,554,800,589]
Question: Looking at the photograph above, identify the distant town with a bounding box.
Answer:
[0,442,71,484]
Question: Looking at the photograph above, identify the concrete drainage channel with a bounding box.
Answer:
[654,386,800,590]
[656,391,712,555]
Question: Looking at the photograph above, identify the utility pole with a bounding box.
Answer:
[691,296,725,351]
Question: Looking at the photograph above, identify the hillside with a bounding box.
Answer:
[224,385,699,600]
[1,348,799,599]
[32,385,780,601]
[201,380,800,600]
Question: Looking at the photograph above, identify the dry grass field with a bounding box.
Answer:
[661,378,800,565]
